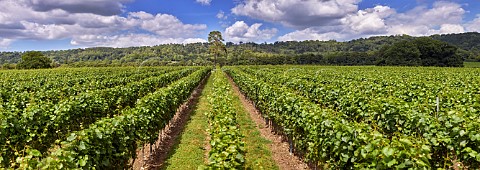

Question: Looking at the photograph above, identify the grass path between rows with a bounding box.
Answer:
[226,71,279,170]
[161,70,278,169]
[160,73,213,170]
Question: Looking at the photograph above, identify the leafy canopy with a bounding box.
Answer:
[377,37,463,67]
[17,51,52,69]
[208,31,226,66]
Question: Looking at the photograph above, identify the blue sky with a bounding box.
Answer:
[0,0,479,51]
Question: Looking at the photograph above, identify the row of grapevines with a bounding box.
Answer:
[0,67,171,87]
[0,67,149,94]
[240,66,480,119]
[225,67,432,169]
[239,66,480,167]
[0,67,174,121]
[0,67,182,110]
[0,68,196,168]
[203,70,245,169]
[16,67,211,169]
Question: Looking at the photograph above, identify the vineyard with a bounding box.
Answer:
[1,65,479,169]
[205,70,245,169]
[225,66,480,169]
[0,67,211,169]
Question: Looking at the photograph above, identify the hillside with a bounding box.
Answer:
[1,32,479,67]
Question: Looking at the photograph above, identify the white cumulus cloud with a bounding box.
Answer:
[278,28,346,41]
[341,5,395,34]
[276,1,469,42]
[0,39,13,49]
[465,15,480,32]
[438,24,465,34]
[129,12,207,38]
[0,0,208,48]
[386,1,465,36]
[216,10,227,20]
[232,0,361,29]
[71,34,207,48]
[196,0,212,5]
[224,21,277,43]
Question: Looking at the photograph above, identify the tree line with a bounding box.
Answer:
[2,32,479,69]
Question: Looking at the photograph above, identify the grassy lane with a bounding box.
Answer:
[162,70,277,169]
[160,72,213,170]
[225,72,279,170]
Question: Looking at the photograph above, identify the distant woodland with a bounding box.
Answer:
[1,32,480,68]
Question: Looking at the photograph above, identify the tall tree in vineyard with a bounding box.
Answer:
[208,31,226,66]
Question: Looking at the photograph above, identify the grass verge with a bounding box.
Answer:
[162,70,278,169]
[160,72,213,170]
[226,72,279,170]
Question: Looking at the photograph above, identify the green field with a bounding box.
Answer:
[0,66,210,168]
[226,65,480,169]
[465,62,480,68]
[1,66,480,169]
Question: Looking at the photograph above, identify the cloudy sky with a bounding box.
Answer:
[0,0,479,51]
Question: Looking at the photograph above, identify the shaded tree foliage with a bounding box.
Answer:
[208,31,226,66]
[17,51,52,69]
[0,32,477,67]
[378,41,421,66]
[377,38,463,67]
[2,63,15,69]
[431,32,480,61]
